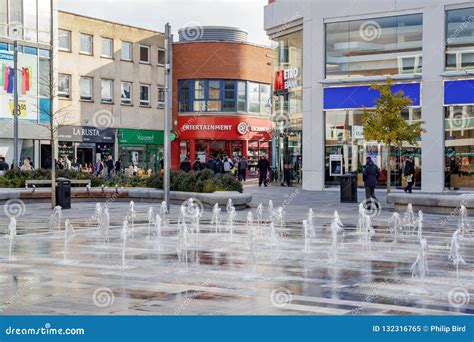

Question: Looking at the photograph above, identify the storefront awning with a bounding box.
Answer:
[444,80,474,105]
[323,83,421,110]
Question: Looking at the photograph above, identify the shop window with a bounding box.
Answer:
[101,37,113,58]
[80,33,93,55]
[58,74,71,99]
[80,77,93,101]
[140,84,150,106]
[121,82,132,104]
[446,7,474,71]
[121,41,132,61]
[139,45,150,64]
[444,105,474,189]
[59,30,71,51]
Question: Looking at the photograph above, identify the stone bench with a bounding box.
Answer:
[387,192,474,215]
[25,179,91,188]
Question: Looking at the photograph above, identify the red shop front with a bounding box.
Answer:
[175,116,273,177]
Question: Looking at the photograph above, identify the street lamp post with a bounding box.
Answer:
[13,40,19,169]
[163,23,172,211]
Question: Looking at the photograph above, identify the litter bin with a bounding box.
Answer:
[56,177,71,209]
[340,173,357,203]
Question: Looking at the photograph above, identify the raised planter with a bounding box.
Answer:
[0,187,252,209]
[387,192,474,215]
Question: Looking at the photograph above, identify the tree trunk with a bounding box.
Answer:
[386,144,391,193]
[51,130,56,209]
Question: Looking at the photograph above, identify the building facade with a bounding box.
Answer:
[0,0,56,169]
[264,0,474,191]
[57,11,165,172]
[171,26,273,176]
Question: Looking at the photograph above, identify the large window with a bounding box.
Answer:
[140,84,150,106]
[178,79,271,114]
[446,8,474,71]
[445,105,474,189]
[80,77,93,101]
[121,41,132,61]
[325,108,422,187]
[121,82,132,104]
[58,30,71,51]
[101,37,113,58]
[139,45,150,63]
[80,33,93,55]
[101,79,113,103]
[158,49,165,65]
[326,14,423,78]
[58,74,71,99]
[157,87,165,108]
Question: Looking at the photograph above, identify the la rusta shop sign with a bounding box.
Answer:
[58,126,115,143]
[274,67,300,93]
[177,116,272,140]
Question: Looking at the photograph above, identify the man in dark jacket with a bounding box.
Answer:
[205,157,216,172]
[257,156,270,187]
[362,157,380,208]
[238,157,248,182]
[180,157,192,172]
[0,156,9,175]
[192,156,204,172]
[105,155,115,179]
[403,157,415,193]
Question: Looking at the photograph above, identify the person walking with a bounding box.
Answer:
[192,156,204,172]
[257,156,270,187]
[115,158,122,175]
[238,157,248,182]
[105,155,115,179]
[362,157,380,209]
[403,157,415,193]
[222,156,234,174]
[0,155,9,176]
[447,157,460,190]
[214,156,223,176]
[180,157,192,172]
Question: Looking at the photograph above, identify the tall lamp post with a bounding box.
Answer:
[13,40,19,169]
[163,23,172,211]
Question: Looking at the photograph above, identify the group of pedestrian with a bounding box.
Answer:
[179,154,250,182]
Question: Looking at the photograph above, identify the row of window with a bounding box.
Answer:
[178,79,271,114]
[58,29,165,65]
[323,7,474,79]
[58,74,165,107]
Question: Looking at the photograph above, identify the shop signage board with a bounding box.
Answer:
[274,67,301,92]
[118,129,174,145]
[59,126,115,143]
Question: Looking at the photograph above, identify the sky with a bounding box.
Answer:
[58,0,272,46]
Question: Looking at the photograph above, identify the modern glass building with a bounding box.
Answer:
[264,0,474,191]
[0,0,56,168]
